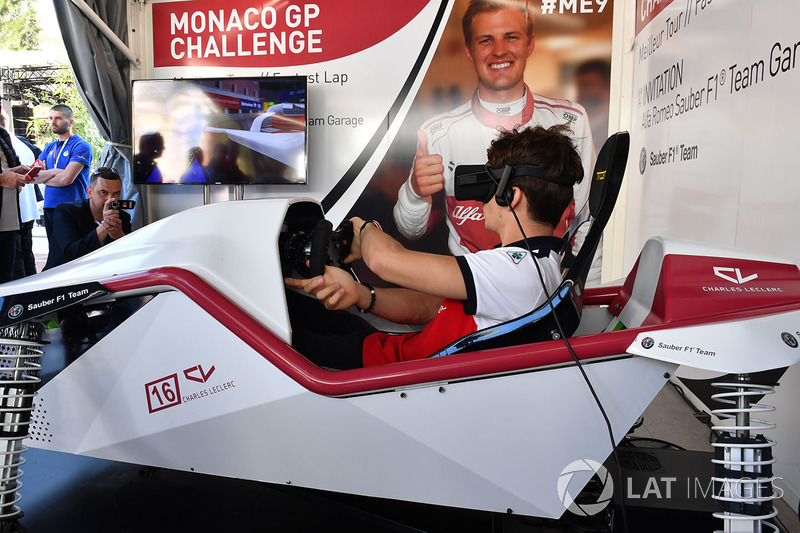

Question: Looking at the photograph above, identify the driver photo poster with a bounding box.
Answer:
[145,0,615,254]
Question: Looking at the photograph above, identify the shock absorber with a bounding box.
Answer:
[0,321,45,524]
[710,374,779,533]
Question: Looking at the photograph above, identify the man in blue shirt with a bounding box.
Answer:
[34,104,93,246]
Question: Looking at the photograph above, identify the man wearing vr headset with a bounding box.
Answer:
[43,167,132,270]
[285,125,582,369]
[393,0,595,275]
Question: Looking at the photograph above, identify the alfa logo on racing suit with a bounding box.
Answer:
[452,205,484,225]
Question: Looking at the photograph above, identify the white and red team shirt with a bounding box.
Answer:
[361,236,563,367]
[393,86,595,256]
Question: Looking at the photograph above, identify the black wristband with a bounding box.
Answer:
[359,219,382,236]
[357,282,376,314]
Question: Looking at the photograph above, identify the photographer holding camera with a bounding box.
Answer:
[44,167,133,270]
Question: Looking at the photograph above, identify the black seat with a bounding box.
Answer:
[429,131,630,358]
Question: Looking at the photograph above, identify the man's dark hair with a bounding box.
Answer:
[90,166,121,187]
[462,0,534,46]
[50,104,74,121]
[487,124,583,227]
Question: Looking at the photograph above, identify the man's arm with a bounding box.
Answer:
[1,167,29,190]
[51,204,103,262]
[34,161,85,187]
[570,104,597,252]
[285,268,442,325]
[357,218,467,301]
[392,129,443,239]
[370,287,442,324]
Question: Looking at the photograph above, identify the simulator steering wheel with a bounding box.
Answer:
[307,219,354,277]
[308,220,332,277]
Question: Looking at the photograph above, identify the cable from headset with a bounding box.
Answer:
[505,196,629,533]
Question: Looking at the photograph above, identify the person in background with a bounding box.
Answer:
[33,104,93,253]
[0,122,29,283]
[133,132,164,183]
[181,146,211,183]
[44,167,131,270]
[575,58,611,149]
[0,110,39,278]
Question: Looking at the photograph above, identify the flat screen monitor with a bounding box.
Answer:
[131,76,307,185]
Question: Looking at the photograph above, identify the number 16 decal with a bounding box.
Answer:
[145,374,181,413]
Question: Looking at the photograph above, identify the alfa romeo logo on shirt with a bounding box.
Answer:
[506,251,528,264]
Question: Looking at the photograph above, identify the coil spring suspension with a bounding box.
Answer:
[711,374,779,533]
[0,321,44,523]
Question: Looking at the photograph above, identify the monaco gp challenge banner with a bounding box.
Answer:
[147,0,614,241]
[625,0,800,270]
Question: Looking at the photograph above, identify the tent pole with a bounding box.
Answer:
[68,0,141,69]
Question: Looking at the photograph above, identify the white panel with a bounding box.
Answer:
[0,198,307,342]
[38,324,672,519]
[628,309,800,373]
[33,291,306,454]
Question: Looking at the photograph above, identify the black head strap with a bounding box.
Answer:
[489,145,574,187]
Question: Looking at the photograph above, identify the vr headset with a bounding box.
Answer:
[454,151,574,206]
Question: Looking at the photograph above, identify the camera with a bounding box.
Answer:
[109,200,136,210]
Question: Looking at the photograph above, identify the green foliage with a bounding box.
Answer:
[0,0,40,50]
[25,66,104,168]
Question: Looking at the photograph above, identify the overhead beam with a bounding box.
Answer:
[68,0,141,69]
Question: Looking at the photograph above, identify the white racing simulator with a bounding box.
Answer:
[1,132,800,531]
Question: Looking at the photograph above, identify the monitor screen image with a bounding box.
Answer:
[132,76,307,185]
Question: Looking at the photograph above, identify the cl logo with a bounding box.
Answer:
[713,267,758,284]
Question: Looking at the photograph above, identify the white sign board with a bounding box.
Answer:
[625,0,800,270]
[627,0,800,505]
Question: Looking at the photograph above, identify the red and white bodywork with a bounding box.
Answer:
[2,198,800,519]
